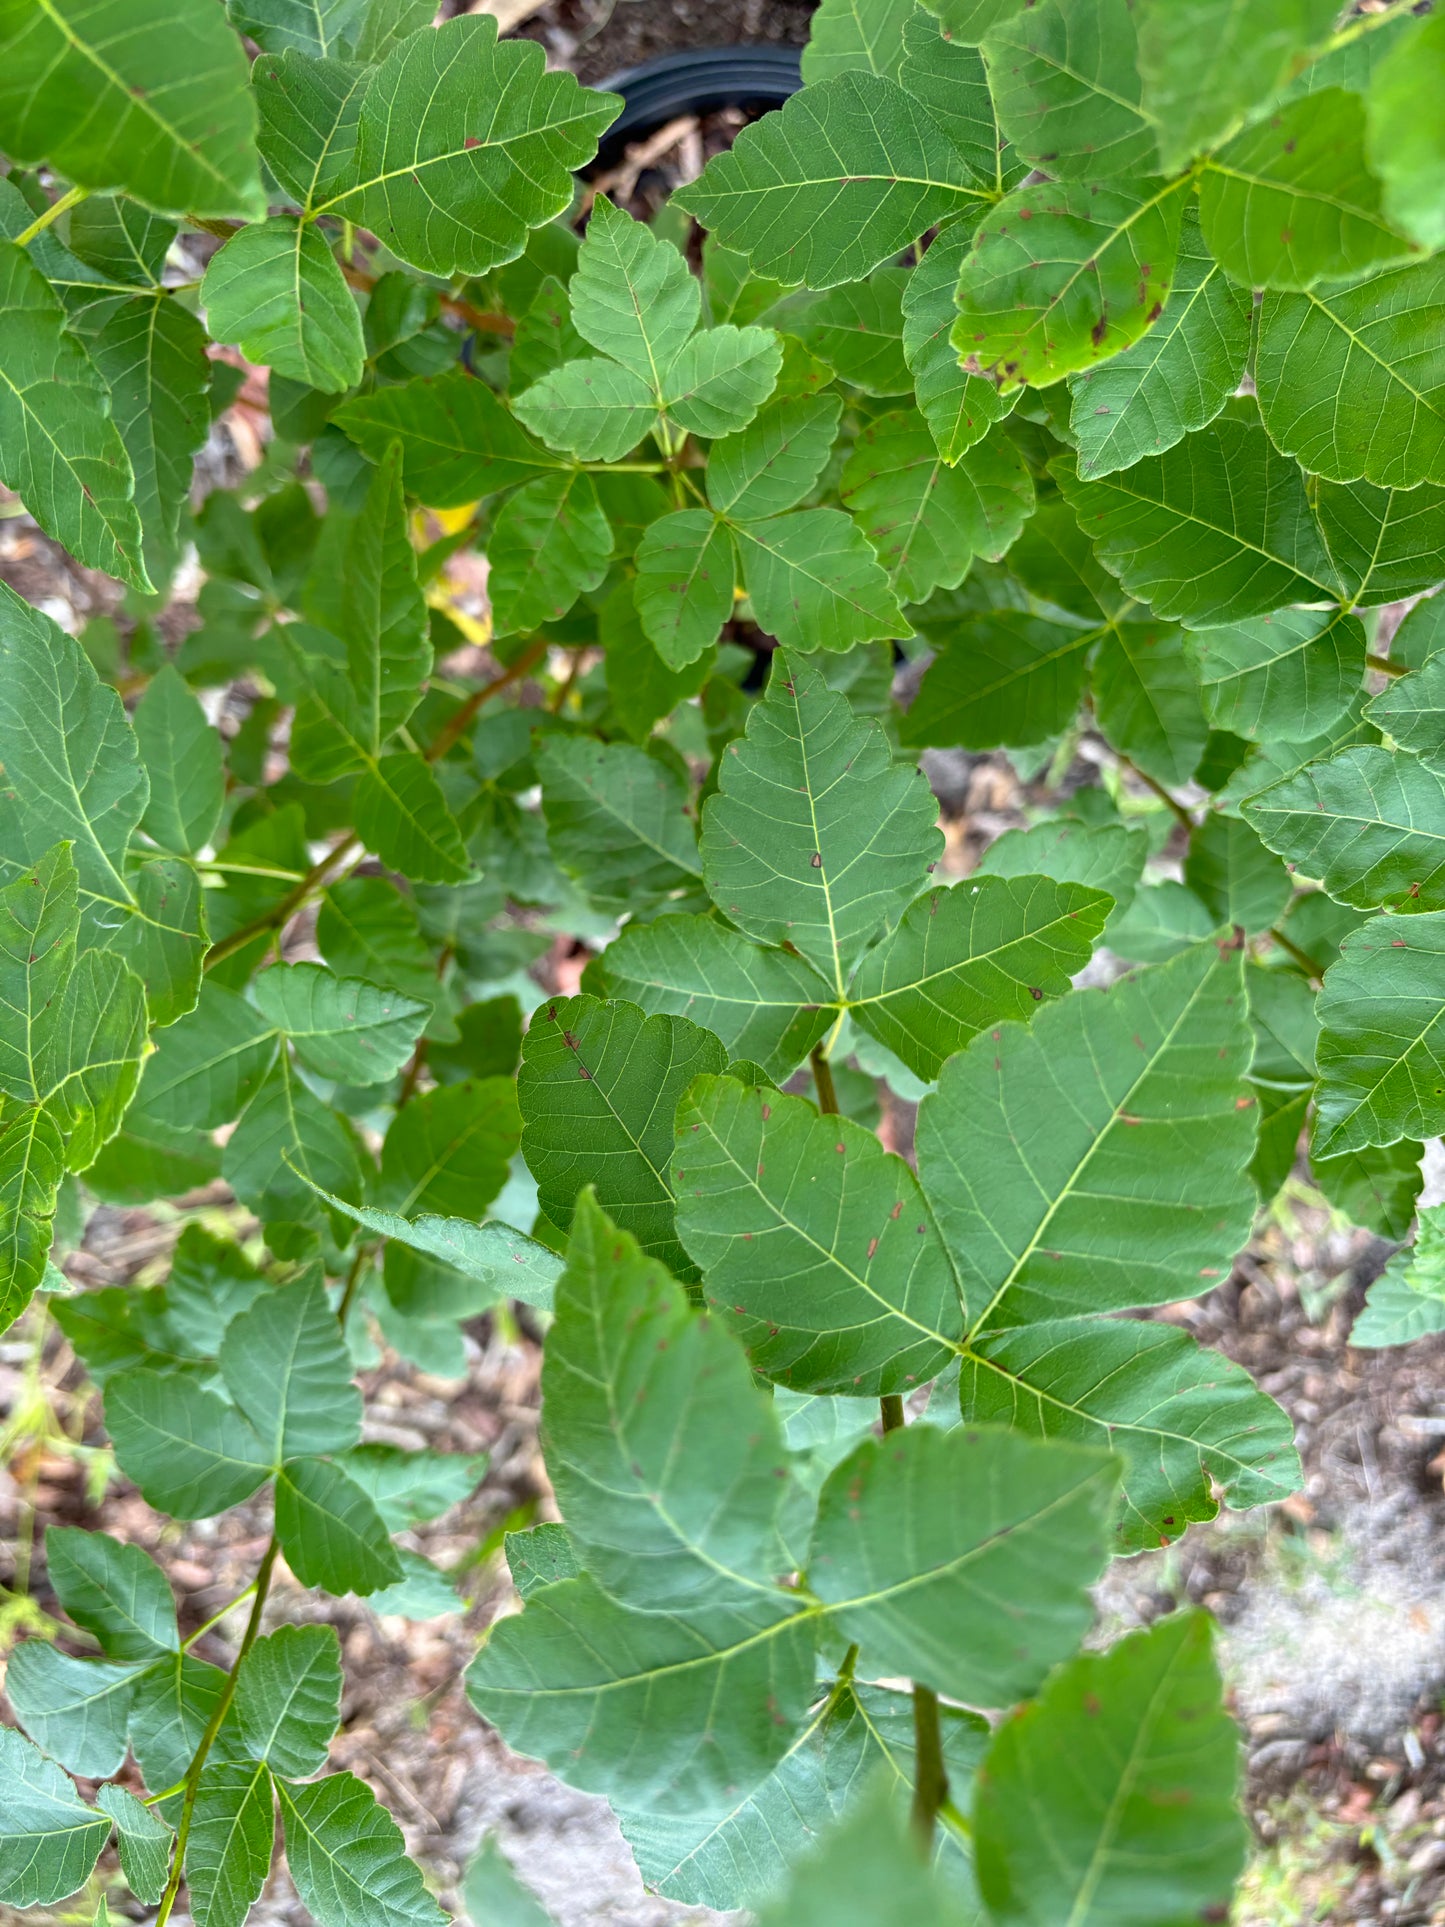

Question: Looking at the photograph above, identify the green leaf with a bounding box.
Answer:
[461,1840,555,1927]
[275,1456,403,1596]
[309,1185,562,1313]
[378,1077,519,1218]
[917,942,1256,1333]
[736,509,910,654]
[0,1105,63,1331]
[219,1279,360,1463]
[1068,207,1250,479]
[40,946,148,1171]
[543,1190,794,1609]
[276,1772,446,1927]
[952,177,1188,389]
[235,1625,342,1778]
[674,1075,960,1394]
[1255,260,1445,488]
[1244,745,1445,913]
[1184,813,1293,933]
[802,0,915,80]
[849,874,1112,1081]
[708,393,843,521]
[335,442,430,755]
[1090,619,1207,787]
[202,218,363,392]
[0,0,263,219]
[1314,911,1445,1155]
[0,844,77,1107]
[128,1649,241,1793]
[335,368,562,508]
[571,195,700,386]
[901,610,1094,749]
[1318,478,1445,608]
[96,1783,172,1906]
[977,815,1148,913]
[702,652,941,992]
[1314,1138,1423,1241]
[106,1369,272,1518]
[511,357,656,462]
[774,273,913,396]
[841,413,1034,602]
[1190,608,1367,743]
[467,1572,816,1812]
[1368,653,1445,768]
[520,994,726,1274]
[902,7,1017,188]
[186,1760,275,1927]
[619,1679,987,1910]
[488,470,612,637]
[756,1776,972,1927]
[975,1611,1245,1927]
[538,735,700,912]
[45,1524,178,1660]
[254,49,366,215]
[340,1444,487,1531]
[131,981,277,1130]
[982,0,1156,181]
[77,291,211,583]
[0,1727,109,1907]
[355,752,471,887]
[222,1053,363,1228]
[1201,89,1415,293]
[811,1424,1117,1703]
[593,914,833,1083]
[663,325,782,439]
[5,1645,136,1779]
[1354,1265,1445,1348]
[633,510,736,670]
[133,665,224,858]
[510,274,588,393]
[0,587,147,922]
[903,220,1018,464]
[316,876,439,1015]
[506,1523,580,1600]
[252,962,429,1084]
[0,247,148,590]
[1051,411,1340,624]
[330,16,619,277]
[674,71,990,289]
[1135,0,1338,174]
[1366,10,1445,253]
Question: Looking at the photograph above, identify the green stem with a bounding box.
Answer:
[1366,651,1407,680]
[181,1581,258,1651]
[425,638,547,762]
[15,184,89,247]
[154,1536,280,1927]
[1121,756,1194,829]
[879,1393,906,1433]
[1268,925,1322,984]
[910,1684,950,1848]
[336,1245,369,1326]
[809,1045,840,1119]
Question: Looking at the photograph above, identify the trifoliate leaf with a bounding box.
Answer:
[1051,412,1340,623]
[1068,207,1250,479]
[674,71,991,289]
[106,1370,272,1518]
[276,1772,447,1927]
[520,994,725,1274]
[571,195,700,384]
[235,1625,343,1778]
[1190,608,1367,743]
[702,652,941,991]
[0,1727,109,1907]
[335,368,563,507]
[1255,260,1445,488]
[975,1611,1245,1927]
[849,874,1111,1081]
[0,0,263,220]
[674,1075,961,1395]
[328,17,620,278]
[1244,745,1445,913]
[952,176,1189,389]
[202,218,363,393]
[810,1425,1117,1704]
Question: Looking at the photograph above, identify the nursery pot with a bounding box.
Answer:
[587,44,803,173]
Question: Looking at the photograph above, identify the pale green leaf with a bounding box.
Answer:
[275,1457,403,1596]
[328,16,620,277]
[1068,207,1250,479]
[106,1369,272,1518]
[975,1611,1245,1927]
[133,664,224,857]
[1243,744,1445,913]
[1366,11,1445,252]
[511,357,656,463]
[96,1783,172,1906]
[254,50,366,214]
[252,962,429,1084]
[982,0,1156,181]
[674,70,990,289]
[0,1727,109,1907]
[737,509,910,654]
[4,1645,136,1779]
[487,470,612,636]
[335,367,563,508]
[39,946,148,1171]
[0,844,78,1107]
[633,510,735,670]
[219,1278,361,1463]
[1190,608,1367,743]
[235,1625,343,1778]
[571,195,699,386]
[976,815,1148,914]
[537,735,701,912]
[802,0,915,80]
[1315,477,1445,609]
[1091,619,1208,787]
[309,1186,562,1314]
[1367,653,1445,767]
[131,981,277,1131]
[355,752,471,886]
[45,1524,177,1660]
[674,1075,961,1395]
[849,874,1112,1081]
[810,1424,1117,1704]
[903,219,1018,464]
[221,1053,363,1227]
[663,325,781,439]
[276,1772,446,1927]
[0,0,263,219]
[1315,910,1445,1157]
[185,1761,275,1927]
[0,1106,64,1331]
[202,219,363,393]
[706,393,842,520]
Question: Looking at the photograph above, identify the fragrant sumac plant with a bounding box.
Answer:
[0,0,1441,1920]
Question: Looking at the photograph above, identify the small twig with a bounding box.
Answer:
[910,1685,950,1847]
[337,1246,369,1326]
[1366,651,1407,680]
[16,183,90,246]
[203,833,361,972]
[1268,925,1323,985]
[1120,756,1194,828]
[425,638,547,762]
[809,1045,840,1119]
